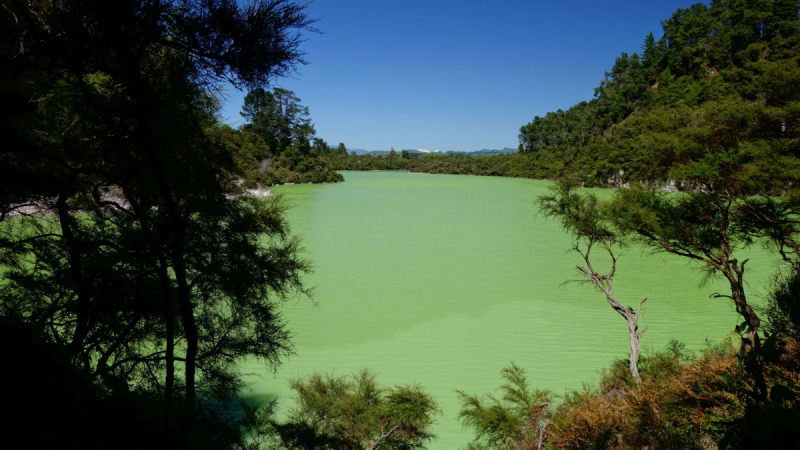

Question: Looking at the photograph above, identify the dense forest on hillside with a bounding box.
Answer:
[517,0,800,187]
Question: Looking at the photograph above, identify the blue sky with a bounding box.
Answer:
[218,0,701,152]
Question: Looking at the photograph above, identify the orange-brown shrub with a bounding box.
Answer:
[547,338,786,449]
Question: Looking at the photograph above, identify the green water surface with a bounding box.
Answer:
[242,171,779,449]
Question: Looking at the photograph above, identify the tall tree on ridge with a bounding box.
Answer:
[241,87,316,156]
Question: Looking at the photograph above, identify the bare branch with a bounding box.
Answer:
[370,424,400,450]
[635,297,648,321]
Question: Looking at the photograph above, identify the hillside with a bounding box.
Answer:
[518,0,800,186]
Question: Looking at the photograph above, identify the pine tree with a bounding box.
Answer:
[641,32,659,69]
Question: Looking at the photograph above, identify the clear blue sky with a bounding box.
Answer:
[218,0,701,152]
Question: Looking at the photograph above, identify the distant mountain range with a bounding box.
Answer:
[449,148,518,155]
[348,148,517,157]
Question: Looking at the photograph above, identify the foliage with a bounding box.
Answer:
[0,0,316,446]
[212,125,343,187]
[456,339,793,450]
[241,88,316,156]
[455,336,800,450]
[456,363,553,450]
[549,340,735,449]
[523,4,800,439]
[262,369,440,450]
[719,324,800,449]
[513,0,800,188]
[537,179,615,245]
[546,336,798,449]
[235,87,344,185]
[538,180,649,384]
[322,151,570,180]
[4,319,246,450]
[762,267,800,342]
[529,90,800,333]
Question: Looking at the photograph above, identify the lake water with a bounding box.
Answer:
[242,171,779,449]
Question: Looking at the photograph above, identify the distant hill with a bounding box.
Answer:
[445,148,518,156]
[365,149,428,158]
[469,148,518,155]
[361,148,518,158]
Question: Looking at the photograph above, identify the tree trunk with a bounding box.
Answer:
[605,300,646,385]
[120,185,178,425]
[627,316,642,384]
[131,72,198,424]
[158,256,176,427]
[732,285,760,333]
[175,254,197,415]
[579,240,648,385]
[722,265,761,333]
[56,191,91,357]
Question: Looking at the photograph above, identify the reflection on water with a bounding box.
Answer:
[242,171,778,449]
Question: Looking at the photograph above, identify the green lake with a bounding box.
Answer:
[242,171,780,449]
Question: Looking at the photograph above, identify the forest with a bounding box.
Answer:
[2,0,800,449]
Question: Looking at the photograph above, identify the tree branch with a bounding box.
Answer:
[370,423,400,450]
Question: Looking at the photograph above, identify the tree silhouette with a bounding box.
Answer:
[1,0,315,445]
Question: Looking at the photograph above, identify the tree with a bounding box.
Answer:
[762,268,800,343]
[518,100,600,153]
[400,150,410,159]
[312,138,331,155]
[270,369,440,450]
[662,3,713,75]
[606,184,766,332]
[457,363,553,450]
[242,87,316,155]
[641,31,660,70]
[387,148,397,159]
[602,96,800,333]
[719,324,800,449]
[538,180,649,383]
[0,0,314,442]
[337,143,347,155]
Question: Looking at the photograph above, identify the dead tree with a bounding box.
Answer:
[538,179,649,384]
[573,237,648,384]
